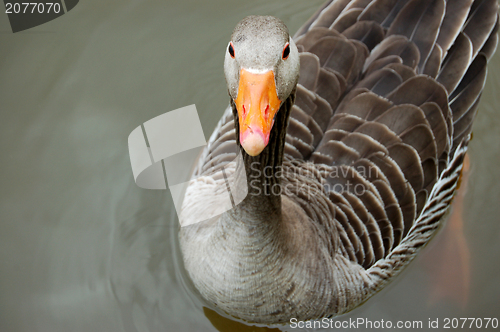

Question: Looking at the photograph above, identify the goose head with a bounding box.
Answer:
[224,16,300,156]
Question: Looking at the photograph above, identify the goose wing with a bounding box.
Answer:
[288,0,498,270]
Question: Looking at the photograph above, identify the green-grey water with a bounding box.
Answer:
[1,1,499,331]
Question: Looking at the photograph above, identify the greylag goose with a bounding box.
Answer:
[179,0,499,324]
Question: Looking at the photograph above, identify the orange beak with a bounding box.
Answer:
[234,68,282,156]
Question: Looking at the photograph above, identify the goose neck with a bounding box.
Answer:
[229,91,295,222]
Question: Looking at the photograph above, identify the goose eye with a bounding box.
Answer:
[282,43,290,60]
[228,42,235,58]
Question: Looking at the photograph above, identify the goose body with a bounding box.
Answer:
[179,0,499,324]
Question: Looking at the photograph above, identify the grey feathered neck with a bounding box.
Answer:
[229,89,296,219]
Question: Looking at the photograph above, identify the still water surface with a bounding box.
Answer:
[0,1,499,331]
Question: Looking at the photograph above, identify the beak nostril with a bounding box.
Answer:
[242,104,247,118]
[264,105,269,119]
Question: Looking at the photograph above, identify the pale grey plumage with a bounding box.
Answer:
[180,0,498,324]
